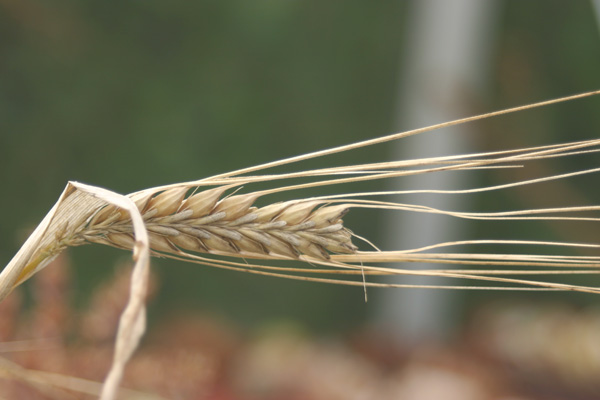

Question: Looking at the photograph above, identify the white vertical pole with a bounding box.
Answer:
[593,0,600,33]
[376,0,498,343]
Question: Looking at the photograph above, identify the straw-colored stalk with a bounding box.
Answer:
[1,89,599,399]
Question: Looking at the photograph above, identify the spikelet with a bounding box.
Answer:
[181,186,229,217]
[143,187,189,217]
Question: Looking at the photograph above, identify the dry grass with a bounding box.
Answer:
[1,89,599,398]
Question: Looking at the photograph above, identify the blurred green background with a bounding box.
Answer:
[1,0,599,334]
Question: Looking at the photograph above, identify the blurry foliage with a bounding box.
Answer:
[0,0,405,331]
[1,0,600,332]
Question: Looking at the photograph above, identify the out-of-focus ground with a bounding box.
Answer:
[3,255,600,400]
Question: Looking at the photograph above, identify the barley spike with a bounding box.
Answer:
[82,187,357,261]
